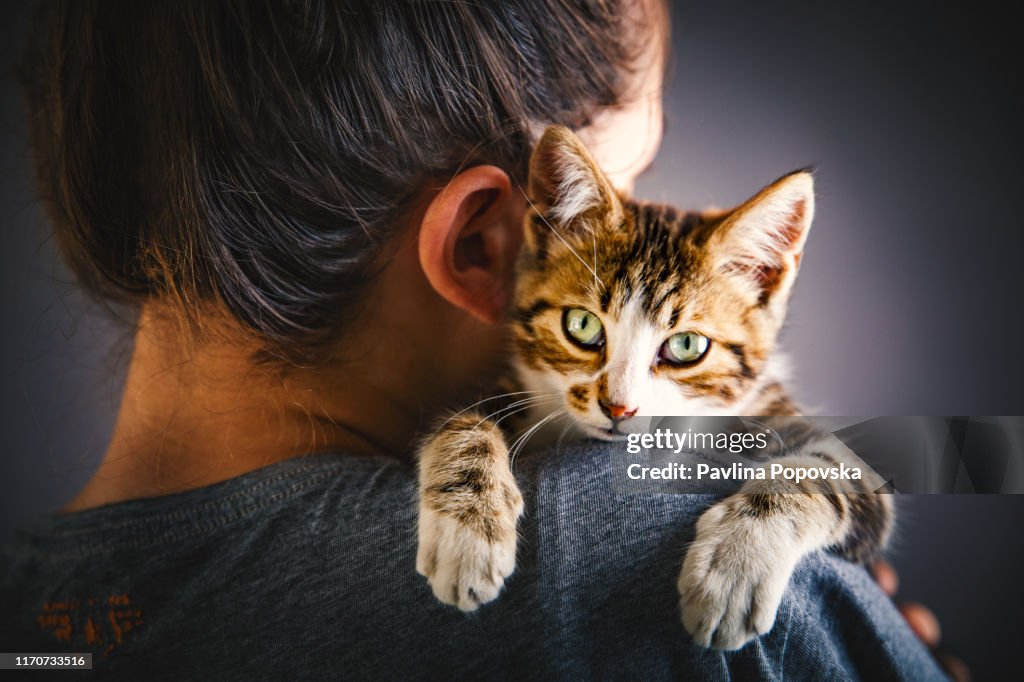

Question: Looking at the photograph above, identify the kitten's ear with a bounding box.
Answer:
[710,170,815,309]
[525,126,622,251]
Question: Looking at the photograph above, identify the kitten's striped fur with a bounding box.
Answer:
[416,126,891,650]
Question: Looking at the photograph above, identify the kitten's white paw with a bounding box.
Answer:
[678,503,803,650]
[416,504,518,612]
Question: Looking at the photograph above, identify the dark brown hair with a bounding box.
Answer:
[21,0,658,364]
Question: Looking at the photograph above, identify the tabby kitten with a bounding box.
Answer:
[416,126,891,650]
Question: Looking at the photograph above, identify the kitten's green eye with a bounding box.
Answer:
[660,332,710,365]
[563,308,604,347]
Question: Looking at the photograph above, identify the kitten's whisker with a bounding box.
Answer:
[440,390,544,429]
[483,392,558,419]
[493,401,551,431]
[506,421,536,468]
[554,414,577,451]
[480,395,558,430]
[508,410,562,471]
[512,410,562,468]
[477,394,549,422]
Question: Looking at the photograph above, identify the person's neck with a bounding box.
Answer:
[64,309,434,512]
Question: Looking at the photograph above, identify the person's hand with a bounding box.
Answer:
[871,560,971,682]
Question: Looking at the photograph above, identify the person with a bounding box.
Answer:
[1,1,960,679]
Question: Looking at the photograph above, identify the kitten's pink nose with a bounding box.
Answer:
[600,401,638,420]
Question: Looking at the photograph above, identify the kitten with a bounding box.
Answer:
[416,125,892,650]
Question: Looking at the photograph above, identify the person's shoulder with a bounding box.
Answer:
[526,440,945,680]
[777,553,946,680]
[521,437,736,516]
[0,451,417,573]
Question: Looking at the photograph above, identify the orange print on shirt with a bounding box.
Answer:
[36,593,144,658]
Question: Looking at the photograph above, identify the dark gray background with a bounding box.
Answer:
[1,1,1021,679]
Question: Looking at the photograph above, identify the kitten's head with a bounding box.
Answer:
[513,126,814,438]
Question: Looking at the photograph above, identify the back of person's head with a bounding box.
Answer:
[21,0,662,365]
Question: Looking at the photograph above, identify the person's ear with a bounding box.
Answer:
[418,165,521,324]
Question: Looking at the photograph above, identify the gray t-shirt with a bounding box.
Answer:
[0,442,943,680]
